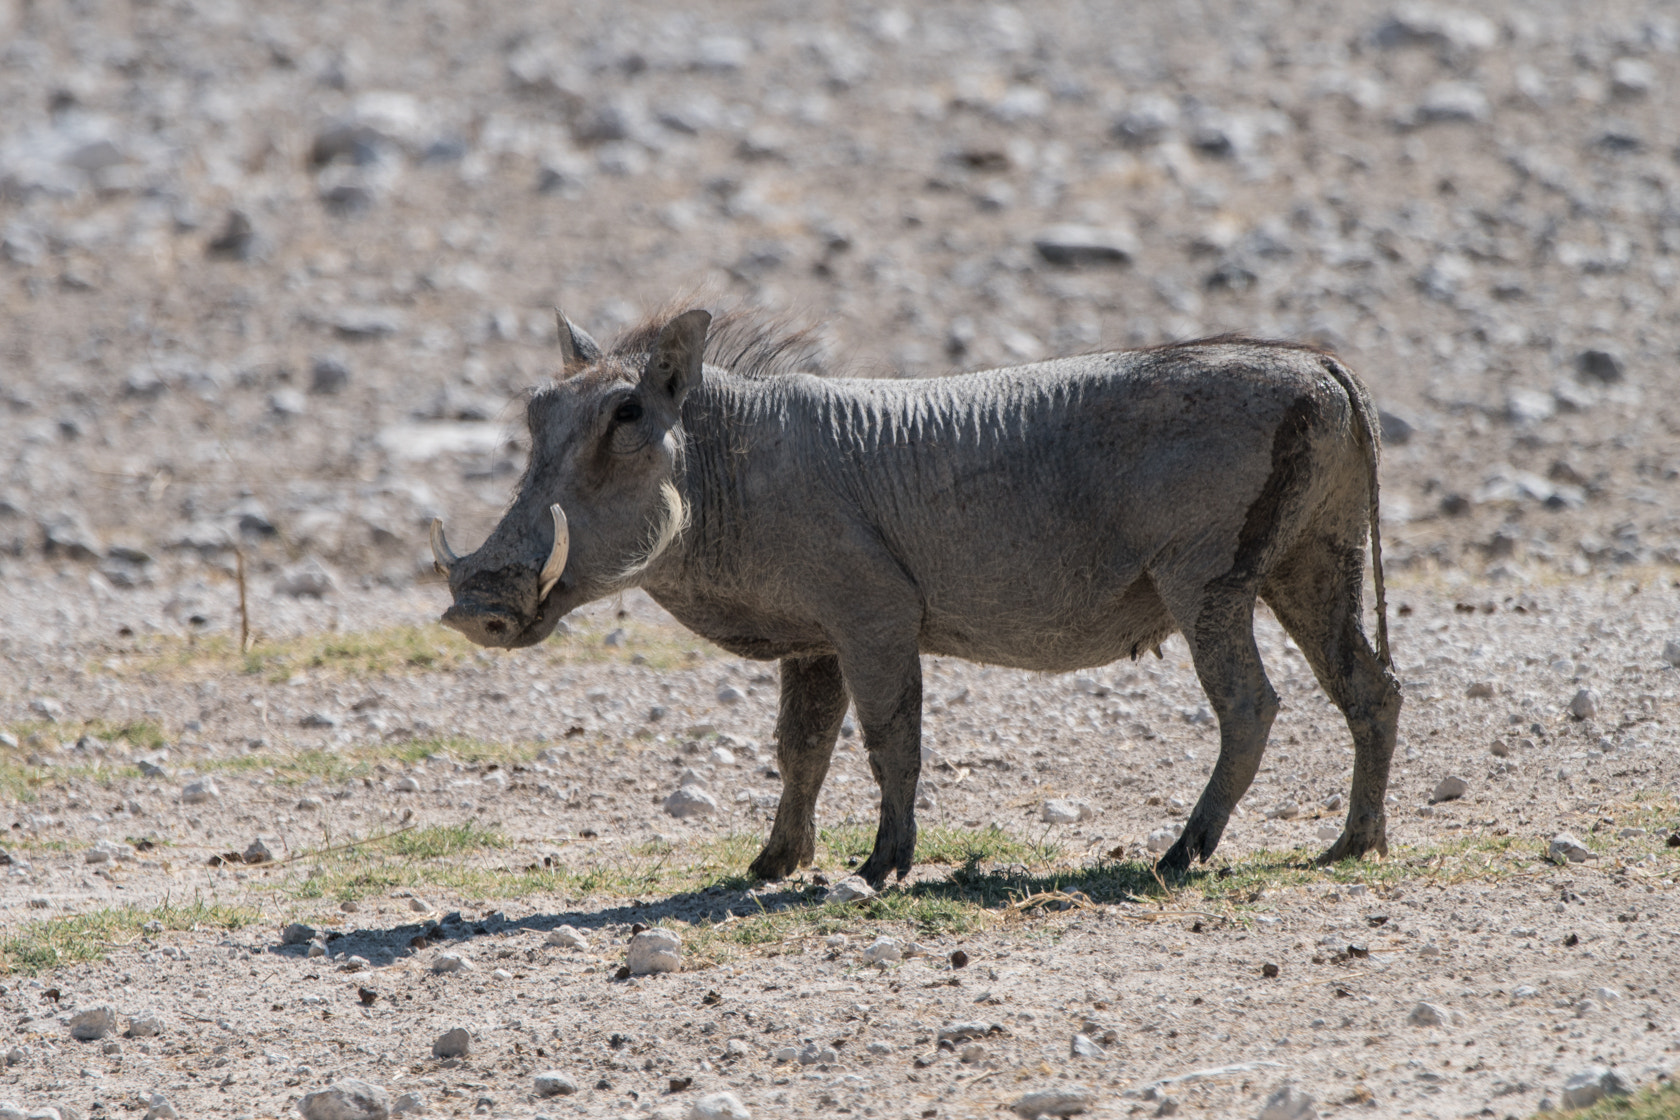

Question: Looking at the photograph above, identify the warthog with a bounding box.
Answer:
[432,306,1401,886]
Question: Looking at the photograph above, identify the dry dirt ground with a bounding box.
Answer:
[3,1,1680,1119]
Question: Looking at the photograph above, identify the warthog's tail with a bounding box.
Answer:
[1318,356,1391,669]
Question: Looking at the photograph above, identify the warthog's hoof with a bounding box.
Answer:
[1315,828,1388,866]
[1156,814,1224,878]
[747,840,812,882]
[855,847,913,891]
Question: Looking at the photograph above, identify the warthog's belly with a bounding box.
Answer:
[918,572,1176,672]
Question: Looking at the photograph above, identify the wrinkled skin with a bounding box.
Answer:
[435,309,1401,889]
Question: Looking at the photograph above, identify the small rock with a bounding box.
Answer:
[431,952,474,974]
[1576,349,1625,384]
[244,838,274,864]
[143,1093,179,1120]
[1011,1086,1095,1117]
[798,1042,839,1065]
[1549,832,1594,864]
[663,786,718,819]
[296,1079,391,1120]
[1465,681,1494,699]
[1560,1067,1617,1110]
[297,797,324,811]
[545,925,588,949]
[432,1028,470,1059]
[310,356,351,395]
[533,1071,577,1098]
[1662,639,1680,668]
[389,1093,426,1117]
[1257,1084,1318,1120]
[124,1011,164,1038]
[1490,741,1510,758]
[1146,824,1184,853]
[1593,986,1621,1002]
[826,877,876,904]
[1569,689,1598,720]
[1430,776,1467,803]
[1070,1033,1103,1058]
[1040,798,1092,824]
[1408,1001,1450,1027]
[938,1022,993,1043]
[277,558,338,599]
[407,897,431,913]
[181,777,219,805]
[862,937,902,964]
[394,775,421,793]
[688,1092,751,1120]
[282,922,317,946]
[1266,800,1300,820]
[627,928,683,975]
[68,1006,117,1041]
[716,685,745,705]
[1033,225,1138,266]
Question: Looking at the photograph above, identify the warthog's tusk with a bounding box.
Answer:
[430,518,459,577]
[539,503,568,600]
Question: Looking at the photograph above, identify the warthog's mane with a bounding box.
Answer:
[607,303,829,380]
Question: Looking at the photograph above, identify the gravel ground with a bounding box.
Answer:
[3,1,1680,1118]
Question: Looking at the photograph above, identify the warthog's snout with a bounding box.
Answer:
[433,505,570,649]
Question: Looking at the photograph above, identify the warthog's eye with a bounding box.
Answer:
[614,398,643,424]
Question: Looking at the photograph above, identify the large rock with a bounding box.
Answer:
[68,1005,117,1040]
[689,1092,752,1120]
[627,928,683,975]
[297,1079,390,1120]
[1560,1066,1632,1110]
[533,1070,577,1097]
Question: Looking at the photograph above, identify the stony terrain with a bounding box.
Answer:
[2,0,1680,1118]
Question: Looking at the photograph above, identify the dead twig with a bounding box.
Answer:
[269,822,419,867]
[235,545,251,654]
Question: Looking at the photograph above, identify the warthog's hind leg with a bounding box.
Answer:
[1261,543,1401,867]
[1158,587,1279,877]
[748,655,849,882]
[846,649,923,889]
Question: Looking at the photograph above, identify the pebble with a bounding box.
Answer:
[143,1093,179,1120]
[394,775,421,793]
[826,877,875,903]
[244,838,274,863]
[533,1070,577,1097]
[492,968,512,980]
[390,1092,425,1117]
[937,1022,993,1043]
[1011,1086,1095,1117]
[717,685,745,705]
[1662,639,1680,668]
[1568,689,1598,720]
[1430,776,1467,803]
[1070,1033,1104,1058]
[125,1011,164,1038]
[431,952,474,974]
[1322,793,1343,812]
[68,1005,117,1041]
[1040,798,1093,824]
[297,1079,391,1120]
[432,1028,471,1058]
[862,936,902,964]
[799,1042,840,1065]
[1465,681,1494,699]
[1490,741,1510,758]
[1266,801,1300,820]
[1146,824,1183,853]
[1548,832,1594,864]
[1315,824,1341,841]
[1256,1084,1318,1120]
[663,786,719,819]
[1032,225,1138,266]
[627,928,683,975]
[297,797,324,811]
[688,1092,751,1120]
[407,897,432,913]
[1407,1001,1449,1028]
[181,777,219,805]
[545,925,589,949]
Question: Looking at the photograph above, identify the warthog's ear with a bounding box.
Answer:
[641,309,710,419]
[555,309,601,370]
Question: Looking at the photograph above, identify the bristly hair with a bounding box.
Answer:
[607,301,828,379]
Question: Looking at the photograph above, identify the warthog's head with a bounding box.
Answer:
[431,309,709,648]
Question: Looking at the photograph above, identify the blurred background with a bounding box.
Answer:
[1,0,1677,628]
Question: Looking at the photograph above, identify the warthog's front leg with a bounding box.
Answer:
[748,655,849,882]
[847,650,923,889]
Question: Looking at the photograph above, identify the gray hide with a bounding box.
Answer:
[433,308,1401,887]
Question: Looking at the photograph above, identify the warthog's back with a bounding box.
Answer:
[685,339,1372,672]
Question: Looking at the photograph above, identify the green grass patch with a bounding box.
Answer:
[0,718,168,801]
[102,617,719,684]
[197,736,542,787]
[1549,1079,1680,1119]
[0,897,263,976]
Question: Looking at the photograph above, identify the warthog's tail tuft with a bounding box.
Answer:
[1319,357,1391,669]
